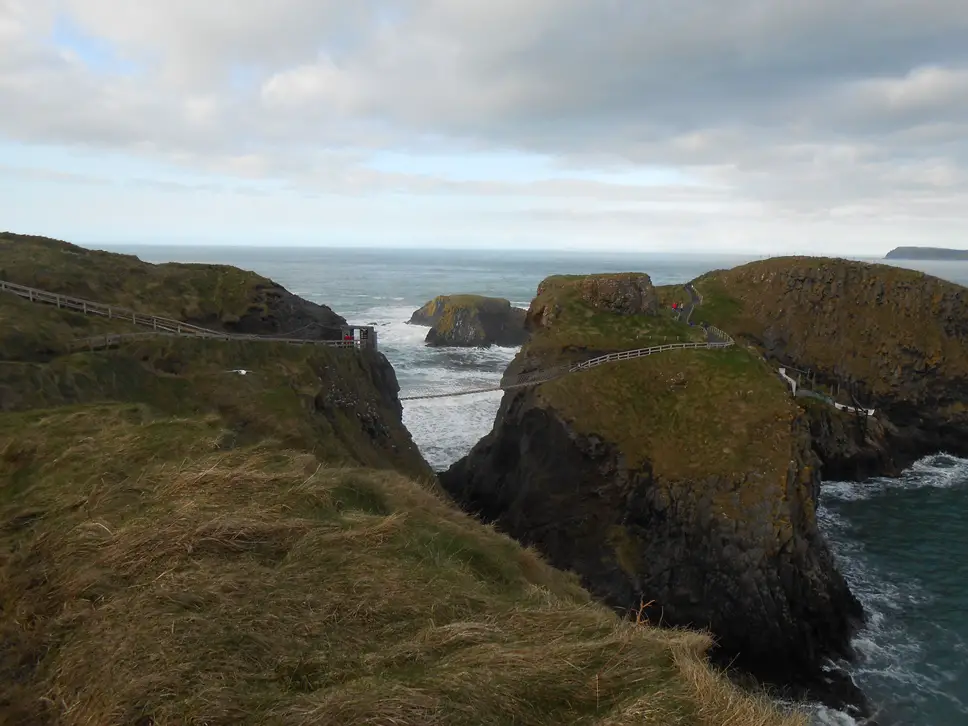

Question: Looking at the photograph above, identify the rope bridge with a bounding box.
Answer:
[400,331,735,401]
[3,277,752,404]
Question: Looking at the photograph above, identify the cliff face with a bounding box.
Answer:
[440,273,868,714]
[0,234,428,480]
[693,257,968,477]
[0,232,348,339]
[410,295,527,347]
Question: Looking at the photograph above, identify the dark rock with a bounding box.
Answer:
[440,387,869,716]
[410,295,527,348]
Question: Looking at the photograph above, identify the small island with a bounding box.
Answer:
[409,294,527,347]
[885,246,968,261]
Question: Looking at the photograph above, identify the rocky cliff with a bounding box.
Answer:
[409,294,527,347]
[692,257,968,478]
[0,232,348,339]
[440,272,869,716]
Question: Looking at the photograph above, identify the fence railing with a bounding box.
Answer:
[1,279,372,350]
[401,337,737,400]
[69,332,359,352]
[569,338,734,372]
[706,325,733,344]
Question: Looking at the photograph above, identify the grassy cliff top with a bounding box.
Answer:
[518,273,799,525]
[0,232,346,331]
[539,347,796,489]
[690,256,968,397]
[0,293,145,362]
[523,274,703,364]
[0,404,804,726]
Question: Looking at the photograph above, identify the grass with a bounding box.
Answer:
[690,256,968,398]
[0,232,344,334]
[0,293,144,362]
[0,336,431,480]
[515,273,801,535]
[539,348,795,486]
[0,405,806,726]
[655,284,691,310]
[0,252,808,724]
[525,277,705,365]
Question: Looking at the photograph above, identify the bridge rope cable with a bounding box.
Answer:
[399,335,736,401]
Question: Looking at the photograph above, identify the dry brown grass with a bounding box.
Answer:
[0,405,806,726]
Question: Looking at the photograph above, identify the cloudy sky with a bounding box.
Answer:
[2,0,967,253]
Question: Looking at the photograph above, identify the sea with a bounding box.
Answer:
[102,244,968,726]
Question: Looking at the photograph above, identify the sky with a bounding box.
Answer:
[1,0,967,254]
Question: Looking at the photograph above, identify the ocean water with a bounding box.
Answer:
[102,243,968,726]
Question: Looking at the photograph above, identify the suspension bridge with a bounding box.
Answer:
[4,278,868,413]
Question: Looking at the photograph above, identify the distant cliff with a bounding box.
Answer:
[885,246,968,260]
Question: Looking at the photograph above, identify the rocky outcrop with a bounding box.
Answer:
[410,295,527,347]
[693,258,968,479]
[0,232,348,340]
[528,273,659,329]
[408,296,449,326]
[439,272,871,717]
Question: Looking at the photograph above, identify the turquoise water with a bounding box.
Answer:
[100,244,968,725]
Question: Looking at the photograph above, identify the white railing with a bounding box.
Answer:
[779,368,874,416]
[569,339,732,372]
[401,337,736,400]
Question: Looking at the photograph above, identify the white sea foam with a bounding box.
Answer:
[823,454,968,502]
[359,303,518,470]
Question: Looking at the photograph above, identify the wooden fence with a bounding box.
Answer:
[1,279,371,350]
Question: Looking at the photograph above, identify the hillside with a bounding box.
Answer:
[0,232,347,339]
[441,272,868,717]
[0,237,805,725]
[690,256,968,475]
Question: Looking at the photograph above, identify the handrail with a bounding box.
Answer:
[69,332,360,352]
[1,279,373,350]
[569,337,734,372]
[401,337,736,400]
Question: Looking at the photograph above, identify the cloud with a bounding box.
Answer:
[1,0,967,249]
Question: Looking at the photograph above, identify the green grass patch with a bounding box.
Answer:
[527,278,705,364]
[539,346,796,491]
